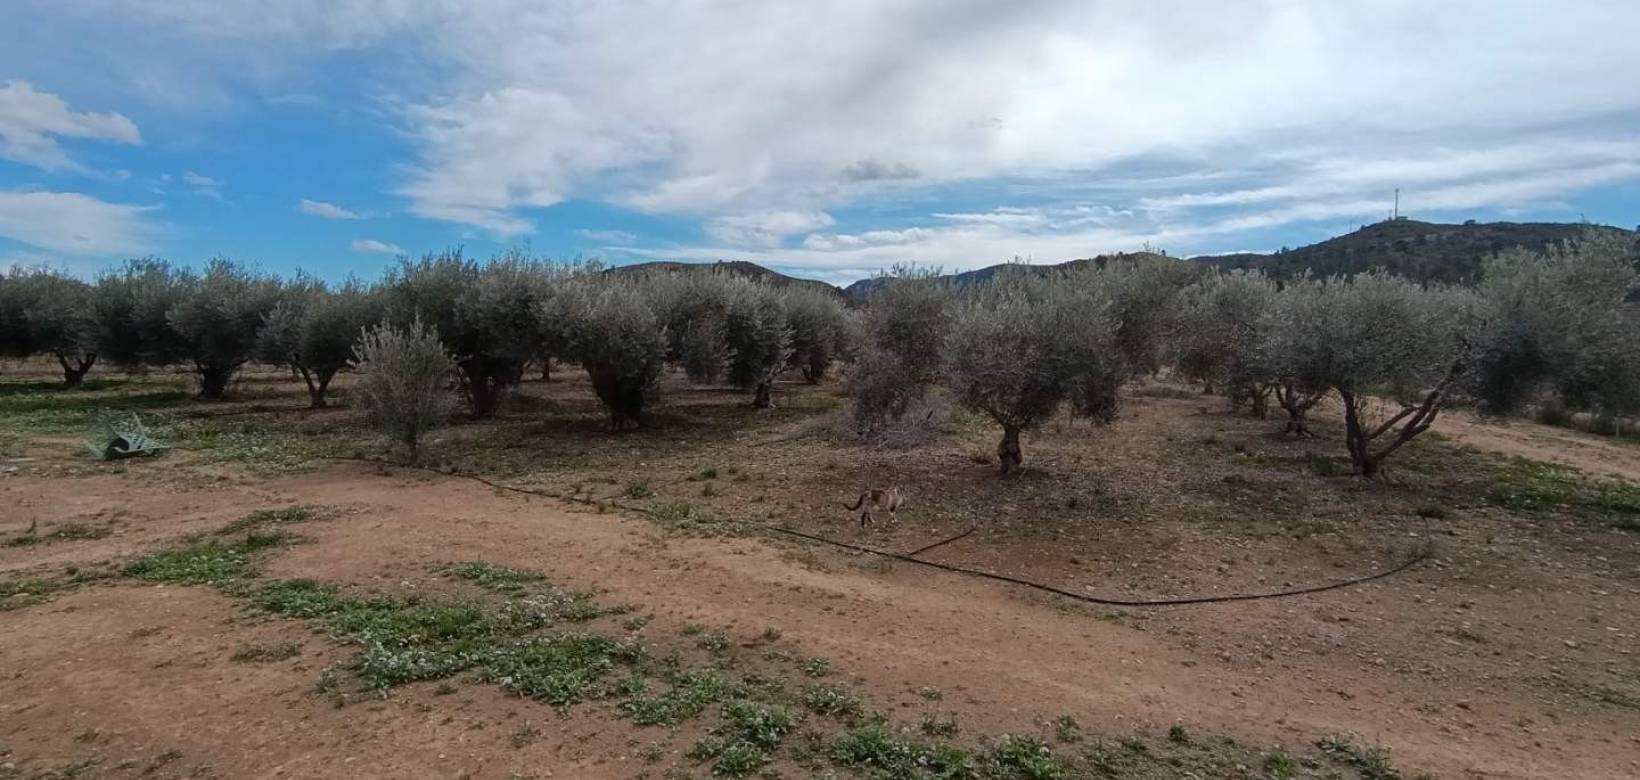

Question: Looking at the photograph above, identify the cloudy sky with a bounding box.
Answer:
[3,1,1637,283]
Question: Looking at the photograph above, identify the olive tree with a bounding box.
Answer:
[1258,276,1332,435]
[0,268,98,386]
[1266,272,1474,477]
[722,279,792,408]
[784,287,851,383]
[945,271,1121,474]
[352,319,457,459]
[1470,231,1640,421]
[87,257,192,372]
[545,276,668,430]
[166,259,283,399]
[851,266,950,433]
[646,271,733,384]
[382,251,552,418]
[1095,254,1199,377]
[258,279,382,407]
[1171,270,1278,414]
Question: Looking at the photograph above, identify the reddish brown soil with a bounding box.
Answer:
[2,371,1638,779]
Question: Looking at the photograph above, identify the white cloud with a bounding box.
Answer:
[182,171,220,188]
[576,228,636,244]
[704,210,835,248]
[300,199,363,219]
[0,80,141,172]
[351,238,403,255]
[0,190,157,255]
[15,0,1640,262]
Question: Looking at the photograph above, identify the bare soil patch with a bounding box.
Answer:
[3,363,1638,778]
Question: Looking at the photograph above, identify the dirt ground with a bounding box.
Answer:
[1,364,1637,779]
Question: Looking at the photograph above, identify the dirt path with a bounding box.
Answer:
[5,464,1638,779]
[1438,411,1640,483]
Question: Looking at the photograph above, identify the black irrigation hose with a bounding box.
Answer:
[354,458,1435,609]
[901,525,979,557]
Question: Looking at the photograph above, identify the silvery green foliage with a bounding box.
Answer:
[87,257,192,370]
[851,266,950,432]
[352,319,457,458]
[722,278,792,408]
[644,270,735,384]
[1171,269,1278,405]
[546,276,669,429]
[0,267,98,385]
[166,258,283,399]
[1094,254,1200,377]
[258,277,383,408]
[382,250,564,417]
[944,270,1121,473]
[783,286,851,383]
[1264,271,1475,476]
[1472,230,1640,418]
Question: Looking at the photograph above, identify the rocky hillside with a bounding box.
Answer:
[1193,219,1636,283]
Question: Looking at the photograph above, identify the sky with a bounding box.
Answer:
[2,0,1638,285]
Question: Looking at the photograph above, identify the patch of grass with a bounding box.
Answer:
[1317,735,1402,780]
[624,481,654,499]
[481,633,642,705]
[920,714,959,738]
[622,669,744,726]
[253,579,347,617]
[1263,748,1299,779]
[803,684,863,721]
[1052,715,1080,744]
[988,735,1066,780]
[449,560,545,592]
[231,641,302,662]
[1488,459,1578,511]
[123,530,294,584]
[218,505,316,535]
[698,630,730,653]
[688,700,795,776]
[829,724,975,779]
[1487,457,1640,529]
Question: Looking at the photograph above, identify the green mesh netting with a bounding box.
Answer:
[83,410,167,460]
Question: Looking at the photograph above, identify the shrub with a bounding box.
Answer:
[351,319,457,458]
[259,278,382,408]
[166,258,283,399]
[547,276,668,430]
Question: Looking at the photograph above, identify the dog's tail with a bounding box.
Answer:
[842,493,866,510]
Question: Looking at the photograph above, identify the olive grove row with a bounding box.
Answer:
[1,230,1635,475]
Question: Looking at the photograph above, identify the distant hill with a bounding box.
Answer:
[842,252,1171,301]
[1192,219,1638,283]
[606,259,844,298]
[613,220,1636,303]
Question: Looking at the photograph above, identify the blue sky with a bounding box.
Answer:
[3,1,1638,285]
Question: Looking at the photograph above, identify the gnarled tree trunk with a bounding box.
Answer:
[996,425,1023,475]
[56,353,95,388]
[197,362,235,400]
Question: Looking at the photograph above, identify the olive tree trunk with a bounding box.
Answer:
[996,425,1023,475]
